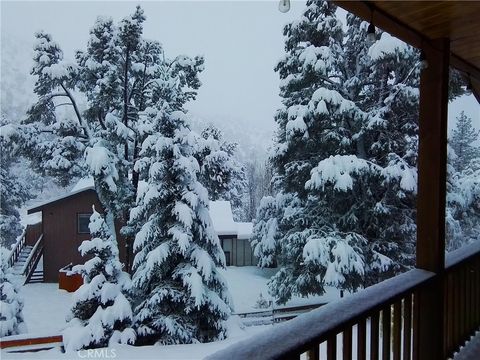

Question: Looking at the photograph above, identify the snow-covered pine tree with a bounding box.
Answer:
[0,116,32,246]
[250,196,281,267]
[8,6,208,346]
[446,114,480,250]
[254,1,425,303]
[450,111,480,172]
[195,124,247,220]
[130,109,231,345]
[64,208,135,351]
[0,246,26,337]
[12,6,205,269]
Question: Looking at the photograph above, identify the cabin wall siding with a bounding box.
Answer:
[41,190,126,282]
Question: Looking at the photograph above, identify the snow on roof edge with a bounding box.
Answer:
[27,186,95,214]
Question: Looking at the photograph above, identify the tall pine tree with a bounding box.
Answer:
[130,109,231,345]
[253,1,421,303]
[195,125,247,220]
[450,111,480,172]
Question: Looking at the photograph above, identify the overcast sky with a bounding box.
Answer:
[1,0,478,135]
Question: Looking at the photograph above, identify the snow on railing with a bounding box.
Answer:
[207,243,480,360]
[206,268,435,360]
[445,240,480,269]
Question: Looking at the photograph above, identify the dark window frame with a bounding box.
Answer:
[77,213,92,234]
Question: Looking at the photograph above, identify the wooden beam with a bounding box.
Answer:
[414,37,449,360]
[334,1,480,83]
[416,38,449,272]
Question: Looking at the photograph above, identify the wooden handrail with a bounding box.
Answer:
[206,268,435,360]
[7,229,26,268]
[22,234,44,284]
[207,243,480,360]
[445,241,480,269]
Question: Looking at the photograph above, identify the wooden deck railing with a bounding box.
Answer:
[444,241,480,358]
[206,242,480,360]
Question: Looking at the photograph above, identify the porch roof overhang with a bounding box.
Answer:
[334,0,480,103]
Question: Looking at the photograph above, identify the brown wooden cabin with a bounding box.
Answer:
[27,187,127,283]
[27,187,255,283]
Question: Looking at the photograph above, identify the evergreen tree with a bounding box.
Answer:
[195,125,247,220]
[0,116,32,246]
[450,111,480,172]
[12,6,204,264]
[130,110,231,345]
[253,1,422,303]
[64,209,135,351]
[0,247,26,337]
[10,6,209,344]
[446,145,480,251]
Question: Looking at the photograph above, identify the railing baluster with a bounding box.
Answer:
[476,258,480,325]
[393,301,401,360]
[307,344,319,360]
[445,273,454,357]
[461,266,466,344]
[453,274,460,350]
[327,335,336,360]
[403,295,412,360]
[371,312,379,360]
[358,319,367,360]
[382,307,391,360]
[466,263,471,335]
[343,326,352,360]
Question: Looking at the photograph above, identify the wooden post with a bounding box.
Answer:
[414,38,449,360]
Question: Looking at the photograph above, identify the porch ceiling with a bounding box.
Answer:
[335,0,480,102]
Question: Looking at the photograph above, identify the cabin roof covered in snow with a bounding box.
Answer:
[209,200,237,235]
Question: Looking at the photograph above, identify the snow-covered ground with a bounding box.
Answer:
[20,283,71,335]
[2,266,341,359]
[2,320,272,360]
[222,266,341,313]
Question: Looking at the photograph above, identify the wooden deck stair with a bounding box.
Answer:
[8,232,44,284]
[12,245,33,275]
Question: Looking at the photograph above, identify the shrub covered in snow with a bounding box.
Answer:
[0,246,26,337]
[63,209,135,351]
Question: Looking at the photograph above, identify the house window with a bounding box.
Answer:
[77,213,92,234]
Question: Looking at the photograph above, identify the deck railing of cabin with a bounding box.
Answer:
[206,241,480,360]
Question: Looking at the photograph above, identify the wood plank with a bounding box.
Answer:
[413,37,449,360]
[371,313,379,360]
[403,295,412,360]
[358,319,367,360]
[343,326,352,360]
[334,1,480,82]
[327,335,337,360]
[306,345,319,360]
[393,301,402,360]
[382,307,391,360]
